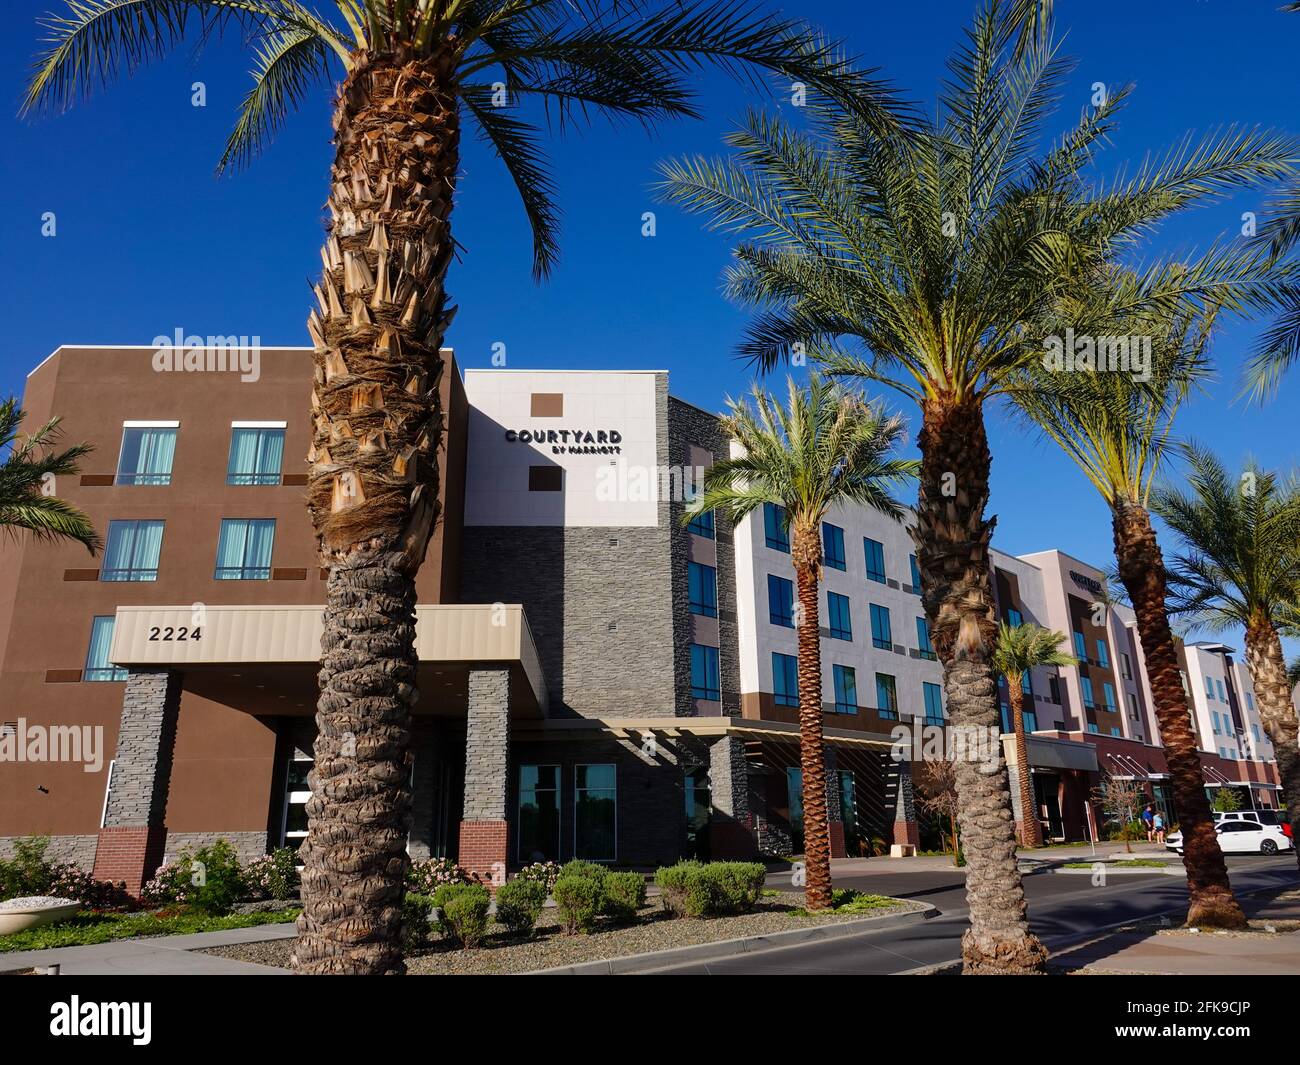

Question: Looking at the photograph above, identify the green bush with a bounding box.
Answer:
[654,860,703,916]
[495,878,547,936]
[0,836,54,899]
[431,883,491,948]
[655,861,765,918]
[552,875,603,934]
[402,893,435,951]
[603,872,646,920]
[559,859,608,886]
[142,840,245,915]
[243,848,300,901]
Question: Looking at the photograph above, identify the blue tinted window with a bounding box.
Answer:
[923,682,943,724]
[822,522,846,571]
[833,665,857,713]
[768,574,795,628]
[773,653,798,707]
[875,673,898,719]
[870,603,892,649]
[764,502,790,552]
[827,592,852,641]
[688,562,718,617]
[916,616,935,660]
[691,644,720,700]
[864,538,886,583]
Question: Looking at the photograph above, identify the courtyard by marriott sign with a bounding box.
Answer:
[505,427,623,455]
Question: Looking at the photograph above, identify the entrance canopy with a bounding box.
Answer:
[109,603,548,716]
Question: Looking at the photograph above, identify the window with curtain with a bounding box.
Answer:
[84,616,126,681]
[227,426,285,485]
[214,519,275,579]
[101,520,164,581]
[773,652,798,707]
[116,426,177,485]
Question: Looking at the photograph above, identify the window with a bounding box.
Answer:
[1096,640,1109,667]
[1080,676,1096,710]
[923,682,944,725]
[1127,692,1140,721]
[518,765,560,863]
[688,562,718,618]
[1252,724,1262,743]
[909,554,921,592]
[1205,676,1215,700]
[690,644,720,701]
[764,502,790,552]
[863,538,886,583]
[84,617,126,681]
[1072,631,1087,659]
[686,508,715,539]
[1246,692,1255,713]
[822,522,846,571]
[1087,722,1100,734]
[281,749,312,851]
[214,518,275,580]
[916,616,936,660]
[1120,652,1133,680]
[768,574,795,628]
[1000,703,1012,733]
[1212,711,1222,735]
[1110,727,1121,737]
[116,423,177,485]
[528,466,562,492]
[875,673,898,719]
[1007,607,1023,628]
[574,764,616,862]
[101,520,164,581]
[833,665,857,714]
[870,604,892,649]
[773,653,798,707]
[1049,676,1062,704]
[827,592,852,641]
[1102,682,1117,712]
[227,424,285,485]
[1021,671,1033,696]
[1215,679,1226,702]
[1024,708,1038,732]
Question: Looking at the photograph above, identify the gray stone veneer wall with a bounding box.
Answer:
[0,834,100,869]
[103,669,181,828]
[161,831,268,865]
[463,669,510,820]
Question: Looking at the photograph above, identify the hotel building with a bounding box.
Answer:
[0,347,1284,891]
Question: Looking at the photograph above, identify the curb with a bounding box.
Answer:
[528,904,937,975]
[1050,865,1184,877]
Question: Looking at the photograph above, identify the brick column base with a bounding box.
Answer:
[892,820,920,847]
[459,820,508,886]
[92,825,168,897]
[828,821,847,859]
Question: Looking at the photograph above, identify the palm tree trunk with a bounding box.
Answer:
[1111,501,1246,928]
[915,397,1045,974]
[1008,683,1043,848]
[792,525,833,911]
[1242,615,1300,872]
[295,52,458,974]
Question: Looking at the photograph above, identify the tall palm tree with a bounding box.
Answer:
[1009,292,1250,928]
[656,0,1292,966]
[0,399,100,553]
[1151,446,1300,869]
[23,0,897,975]
[991,622,1075,847]
[687,375,915,909]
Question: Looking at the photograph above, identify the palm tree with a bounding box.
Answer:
[687,375,915,909]
[656,0,1292,966]
[0,399,100,553]
[1009,292,1250,928]
[1151,446,1300,869]
[992,622,1076,847]
[23,0,898,975]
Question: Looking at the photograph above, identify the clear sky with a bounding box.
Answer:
[3,1,1298,657]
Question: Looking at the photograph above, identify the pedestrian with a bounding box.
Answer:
[1141,804,1155,843]
[1153,811,1165,844]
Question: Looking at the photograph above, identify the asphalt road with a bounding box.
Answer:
[638,856,1300,974]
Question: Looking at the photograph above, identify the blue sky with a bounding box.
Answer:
[3,1,1298,654]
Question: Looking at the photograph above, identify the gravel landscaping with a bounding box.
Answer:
[201,891,924,974]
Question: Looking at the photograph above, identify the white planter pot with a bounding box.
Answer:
[0,902,81,935]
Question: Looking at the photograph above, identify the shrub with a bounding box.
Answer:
[408,857,468,894]
[552,875,603,934]
[654,860,703,916]
[603,872,646,920]
[706,862,766,914]
[494,878,547,936]
[140,840,244,915]
[47,865,131,910]
[0,837,129,910]
[431,883,491,948]
[514,861,562,893]
[559,859,608,886]
[243,848,300,901]
[402,893,435,952]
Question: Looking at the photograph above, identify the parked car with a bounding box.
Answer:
[1214,809,1292,839]
[1166,820,1293,856]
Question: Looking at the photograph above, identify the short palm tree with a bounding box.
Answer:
[1009,295,1249,928]
[687,375,915,910]
[992,622,1075,847]
[23,0,896,975]
[0,399,100,553]
[656,0,1291,966]
[1152,446,1300,869]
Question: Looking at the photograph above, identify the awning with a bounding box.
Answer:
[512,716,896,749]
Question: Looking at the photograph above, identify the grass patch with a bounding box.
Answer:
[0,907,299,953]
[787,888,900,918]
[1063,859,1168,869]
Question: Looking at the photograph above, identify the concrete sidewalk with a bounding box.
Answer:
[1051,890,1300,975]
[0,923,296,975]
